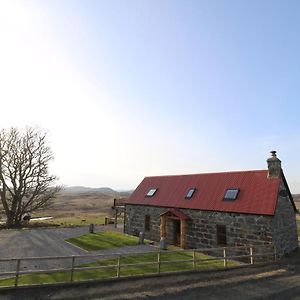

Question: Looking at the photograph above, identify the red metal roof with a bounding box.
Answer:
[126,170,281,215]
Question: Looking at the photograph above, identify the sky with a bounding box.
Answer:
[0,0,300,192]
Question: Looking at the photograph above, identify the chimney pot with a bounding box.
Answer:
[270,150,277,157]
[267,151,281,178]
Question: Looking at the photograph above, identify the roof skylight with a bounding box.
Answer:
[185,188,196,199]
[224,188,239,200]
[146,188,157,197]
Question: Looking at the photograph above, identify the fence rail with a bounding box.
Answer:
[0,244,276,288]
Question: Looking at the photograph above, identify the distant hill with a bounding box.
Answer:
[61,186,132,196]
[293,194,300,200]
[40,186,133,216]
[293,194,300,205]
[62,186,118,194]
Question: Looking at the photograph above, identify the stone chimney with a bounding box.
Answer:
[267,151,282,178]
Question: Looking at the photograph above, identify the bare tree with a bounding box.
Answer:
[0,127,61,227]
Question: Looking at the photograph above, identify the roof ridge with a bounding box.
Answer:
[144,169,268,179]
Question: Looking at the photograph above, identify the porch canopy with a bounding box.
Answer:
[160,209,188,248]
[160,208,188,220]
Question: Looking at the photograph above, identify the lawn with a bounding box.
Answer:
[0,250,238,287]
[66,231,140,251]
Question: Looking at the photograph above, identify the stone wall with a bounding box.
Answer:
[125,205,273,248]
[184,209,273,249]
[125,200,298,257]
[272,180,298,256]
[124,205,165,242]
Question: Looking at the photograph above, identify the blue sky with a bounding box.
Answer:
[1,0,300,192]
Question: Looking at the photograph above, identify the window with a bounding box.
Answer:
[224,188,239,200]
[145,215,151,231]
[146,188,157,197]
[216,225,227,246]
[185,188,196,199]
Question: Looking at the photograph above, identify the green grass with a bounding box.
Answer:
[31,214,106,227]
[0,250,238,287]
[80,250,237,277]
[66,231,140,251]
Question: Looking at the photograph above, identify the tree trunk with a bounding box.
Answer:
[6,211,15,227]
[5,210,21,227]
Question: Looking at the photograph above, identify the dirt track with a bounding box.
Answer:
[1,249,300,300]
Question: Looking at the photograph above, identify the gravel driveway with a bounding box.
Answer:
[0,226,93,258]
[0,226,154,273]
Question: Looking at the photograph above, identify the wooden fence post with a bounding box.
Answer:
[114,209,118,228]
[157,252,161,274]
[117,256,121,278]
[250,247,254,265]
[15,259,21,287]
[70,256,75,282]
[223,247,227,268]
[193,250,196,270]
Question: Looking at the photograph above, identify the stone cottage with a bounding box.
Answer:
[125,152,298,257]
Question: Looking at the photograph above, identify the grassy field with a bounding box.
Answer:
[31,214,107,227]
[0,187,127,228]
[0,250,238,287]
[66,231,140,251]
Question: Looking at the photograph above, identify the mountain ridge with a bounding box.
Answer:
[60,186,133,197]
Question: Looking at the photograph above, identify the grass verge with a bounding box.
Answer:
[0,250,238,287]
